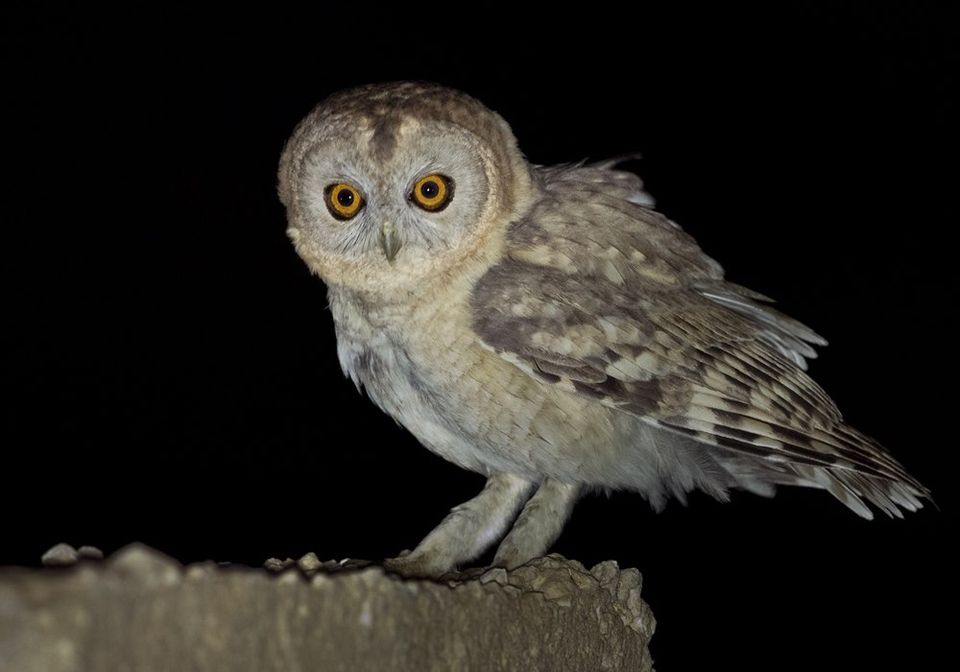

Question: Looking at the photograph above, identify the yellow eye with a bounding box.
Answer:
[411,174,453,212]
[325,183,364,220]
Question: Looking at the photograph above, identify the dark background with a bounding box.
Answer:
[3,4,957,670]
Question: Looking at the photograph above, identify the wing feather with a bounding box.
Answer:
[471,163,929,514]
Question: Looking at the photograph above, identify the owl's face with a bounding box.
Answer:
[294,119,491,264]
[279,83,534,294]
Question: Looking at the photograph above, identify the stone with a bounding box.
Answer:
[40,543,79,567]
[77,546,104,560]
[1,544,655,671]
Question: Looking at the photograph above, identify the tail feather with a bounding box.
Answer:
[717,453,929,519]
[887,482,923,512]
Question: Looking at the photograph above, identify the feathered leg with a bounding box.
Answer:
[384,473,534,577]
[492,479,581,569]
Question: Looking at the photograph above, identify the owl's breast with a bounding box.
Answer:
[327,286,518,475]
[326,285,637,483]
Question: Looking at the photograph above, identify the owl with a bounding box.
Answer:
[278,82,929,577]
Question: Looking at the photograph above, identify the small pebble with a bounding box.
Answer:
[297,552,321,572]
[41,543,79,567]
[78,545,104,560]
[264,557,296,573]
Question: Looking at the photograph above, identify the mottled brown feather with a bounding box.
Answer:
[471,163,928,501]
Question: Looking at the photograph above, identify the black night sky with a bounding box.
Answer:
[3,5,957,670]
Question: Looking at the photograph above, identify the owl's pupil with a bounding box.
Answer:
[337,189,354,207]
[421,181,439,198]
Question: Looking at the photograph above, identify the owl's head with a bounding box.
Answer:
[279,82,534,293]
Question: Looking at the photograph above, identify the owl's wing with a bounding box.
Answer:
[471,163,927,515]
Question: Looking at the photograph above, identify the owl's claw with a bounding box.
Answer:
[382,550,456,579]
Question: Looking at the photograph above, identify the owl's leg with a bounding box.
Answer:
[491,478,580,570]
[383,472,535,578]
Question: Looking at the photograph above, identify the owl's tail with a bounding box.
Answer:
[716,446,930,520]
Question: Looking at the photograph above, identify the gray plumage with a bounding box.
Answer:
[278,82,929,577]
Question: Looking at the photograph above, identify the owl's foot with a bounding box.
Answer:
[492,479,580,570]
[382,549,457,579]
[382,473,535,579]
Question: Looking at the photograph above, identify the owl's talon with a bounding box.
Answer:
[382,552,453,579]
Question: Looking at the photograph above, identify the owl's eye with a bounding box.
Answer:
[325,183,364,220]
[410,174,454,212]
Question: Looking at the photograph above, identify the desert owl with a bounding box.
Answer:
[278,82,928,577]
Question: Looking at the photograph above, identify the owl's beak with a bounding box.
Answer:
[380,222,402,263]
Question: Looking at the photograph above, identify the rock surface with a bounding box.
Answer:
[0,544,655,671]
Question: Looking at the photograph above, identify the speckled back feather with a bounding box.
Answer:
[471,163,929,518]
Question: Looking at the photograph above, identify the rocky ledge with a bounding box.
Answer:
[0,544,655,671]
